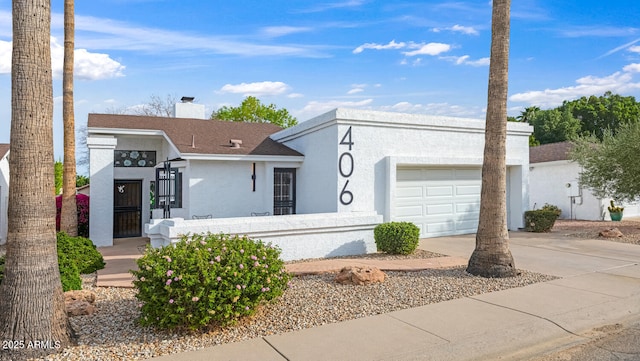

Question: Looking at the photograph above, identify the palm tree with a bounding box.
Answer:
[61,0,78,236]
[516,106,540,123]
[467,0,517,278]
[0,0,72,357]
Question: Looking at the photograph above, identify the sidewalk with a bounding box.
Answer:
[147,232,640,361]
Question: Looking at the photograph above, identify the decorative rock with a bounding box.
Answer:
[65,289,97,304]
[65,290,97,317]
[66,300,96,317]
[599,228,624,238]
[335,266,386,285]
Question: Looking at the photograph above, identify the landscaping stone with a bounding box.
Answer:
[65,290,97,317]
[335,266,386,285]
[599,228,624,238]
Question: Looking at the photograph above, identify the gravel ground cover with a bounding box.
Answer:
[0,219,637,361]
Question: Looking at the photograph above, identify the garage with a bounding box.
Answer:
[394,167,483,238]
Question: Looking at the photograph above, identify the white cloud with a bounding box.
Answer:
[509,64,640,107]
[288,93,305,98]
[1,38,124,80]
[353,40,406,54]
[432,24,479,35]
[261,26,312,38]
[403,43,451,56]
[442,55,489,66]
[347,84,368,94]
[378,102,483,118]
[297,99,373,118]
[630,46,640,53]
[218,81,291,97]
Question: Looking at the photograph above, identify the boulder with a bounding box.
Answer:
[64,290,97,317]
[599,228,624,238]
[335,266,386,285]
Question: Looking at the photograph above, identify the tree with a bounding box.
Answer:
[212,96,298,128]
[133,94,178,117]
[0,0,72,357]
[76,175,89,188]
[55,161,63,195]
[61,0,78,236]
[467,0,517,278]
[571,122,640,204]
[529,107,582,144]
[516,106,540,123]
[563,91,640,141]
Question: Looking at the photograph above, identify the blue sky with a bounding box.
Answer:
[1,0,640,163]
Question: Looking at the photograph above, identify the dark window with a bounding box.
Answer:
[274,168,296,215]
[155,168,182,209]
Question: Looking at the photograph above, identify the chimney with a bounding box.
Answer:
[172,96,206,119]
[230,139,242,148]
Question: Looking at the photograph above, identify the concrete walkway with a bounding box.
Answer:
[144,232,640,361]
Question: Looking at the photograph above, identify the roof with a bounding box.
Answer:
[0,143,9,159]
[529,141,574,163]
[87,114,303,157]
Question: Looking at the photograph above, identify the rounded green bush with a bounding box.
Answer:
[57,232,105,274]
[524,210,558,232]
[374,222,420,255]
[132,233,291,330]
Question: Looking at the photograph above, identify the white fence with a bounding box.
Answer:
[145,212,383,261]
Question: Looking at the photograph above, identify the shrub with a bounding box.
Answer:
[131,233,291,330]
[57,232,105,274]
[56,194,90,238]
[374,222,420,255]
[0,233,103,291]
[541,203,562,218]
[524,210,558,232]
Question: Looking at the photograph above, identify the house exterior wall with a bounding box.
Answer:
[530,159,640,220]
[272,109,532,231]
[0,154,9,244]
[88,136,117,247]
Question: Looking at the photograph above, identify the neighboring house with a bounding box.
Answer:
[87,101,533,253]
[0,143,9,244]
[529,141,640,220]
[76,184,90,196]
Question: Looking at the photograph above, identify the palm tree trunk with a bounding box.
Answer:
[61,0,78,236]
[0,0,72,358]
[467,0,517,278]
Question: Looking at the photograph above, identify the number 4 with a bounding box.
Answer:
[340,126,353,150]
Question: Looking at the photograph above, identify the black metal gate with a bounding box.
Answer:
[113,180,142,238]
[273,168,296,215]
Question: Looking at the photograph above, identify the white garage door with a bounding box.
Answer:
[395,167,482,238]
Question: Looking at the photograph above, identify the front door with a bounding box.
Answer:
[273,168,296,215]
[114,180,142,238]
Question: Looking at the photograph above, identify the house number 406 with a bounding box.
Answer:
[339,126,354,205]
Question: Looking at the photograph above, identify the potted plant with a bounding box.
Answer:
[608,200,624,221]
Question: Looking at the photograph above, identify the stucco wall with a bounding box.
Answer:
[88,136,117,247]
[146,212,383,261]
[530,160,640,220]
[0,154,9,244]
[273,109,532,231]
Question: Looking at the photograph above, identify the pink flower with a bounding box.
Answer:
[254,261,259,267]
[236,285,241,290]
[174,277,179,281]
[192,297,199,302]
[216,277,222,282]
[166,279,172,285]
[245,306,250,311]
[169,299,174,304]
[215,255,221,262]
[240,249,244,254]
[251,255,257,260]
[239,264,244,269]
[140,277,145,282]
[210,260,214,264]
[167,270,173,277]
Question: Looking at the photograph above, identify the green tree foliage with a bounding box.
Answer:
[570,122,640,203]
[76,175,89,187]
[54,160,63,195]
[529,108,581,144]
[212,96,298,128]
[563,91,640,141]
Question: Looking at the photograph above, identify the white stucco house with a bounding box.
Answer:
[0,143,9,245]
[87,100,533,260]
[529,141,640,220]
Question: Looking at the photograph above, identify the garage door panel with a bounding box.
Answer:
[426,186,453,197]
[425,204,454,216]
[456,185,481,195]
[395,205,424,217]
[395,167,484,238]
[396,186,423,199]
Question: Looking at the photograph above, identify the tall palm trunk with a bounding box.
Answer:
[467,0,517,278]
[61,0,78,236]
[0,0,72,358]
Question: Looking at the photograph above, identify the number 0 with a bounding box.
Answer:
[338,152,354,178]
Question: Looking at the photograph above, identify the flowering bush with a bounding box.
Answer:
[131,233,291,330]
[56,194,90,238]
